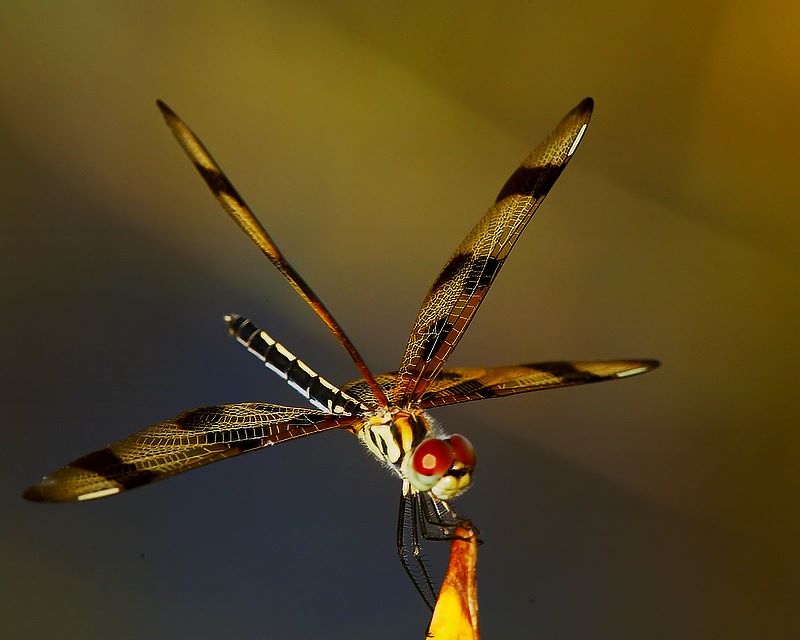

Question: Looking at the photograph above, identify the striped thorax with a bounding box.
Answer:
[358,410,429,469]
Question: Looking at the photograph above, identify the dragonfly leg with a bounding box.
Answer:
[396,492,437,611]
[416,492,478,541]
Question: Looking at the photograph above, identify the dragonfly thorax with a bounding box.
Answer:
[358,409,428,470]
[357,410,476,500]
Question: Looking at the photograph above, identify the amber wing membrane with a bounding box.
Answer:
[391,98,594,406]
[417,360,658,408]
[23,404,356,503]
[341,359,657,409]
[156,101,389,409]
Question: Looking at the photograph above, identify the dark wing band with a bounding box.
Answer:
[156,101,389,409]
[391,98,594,406]
[342,359,658,409]
[418,360,659,408]
[23,403,356,502]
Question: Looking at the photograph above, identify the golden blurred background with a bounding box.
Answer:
[1,2,797,638]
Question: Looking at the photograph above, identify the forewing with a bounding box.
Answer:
[392,98,594,405]
[418,360,659,408]
[343,359,658,409]
[157,101,388,408]
[23,403,357,503]
[340,372,397,408]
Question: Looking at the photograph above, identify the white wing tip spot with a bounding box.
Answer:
[78,487,121,501]
[567,123,588,157]
[617,366,649,378]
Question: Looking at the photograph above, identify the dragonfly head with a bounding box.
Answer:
[404,434,476,500]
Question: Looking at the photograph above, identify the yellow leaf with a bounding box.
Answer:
[426,526,479,640]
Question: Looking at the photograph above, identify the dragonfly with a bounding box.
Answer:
[24,97,658,609]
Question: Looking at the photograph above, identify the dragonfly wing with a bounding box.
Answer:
[391,99,594,405]
[343,359,658,409]
[340,372,397,408]
[23,403,357,503]
[157,101,389,408]
[418,360,659,408]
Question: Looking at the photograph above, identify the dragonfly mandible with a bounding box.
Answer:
[23,97,658,609]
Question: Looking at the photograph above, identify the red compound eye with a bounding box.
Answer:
[446,434,476,467]
[411,438,455,477]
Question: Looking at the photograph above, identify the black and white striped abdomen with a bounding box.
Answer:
[225,314,366,416]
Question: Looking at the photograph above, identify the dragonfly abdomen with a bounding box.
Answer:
[225,314,365,416]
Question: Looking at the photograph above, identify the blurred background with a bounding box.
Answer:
[1,2,797,638]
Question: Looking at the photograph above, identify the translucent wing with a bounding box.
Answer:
[392,99,594,405]
[342,359,658,409]
[23,403,357,503]
[417,360,659,408]
[157,101,389,408]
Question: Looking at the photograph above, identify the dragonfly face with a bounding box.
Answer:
[24,97,659,612]
[358,409,476,500]
[405,433,476,500]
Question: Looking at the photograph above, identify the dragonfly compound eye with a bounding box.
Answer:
[405,438,456,492]
[412,438,455,477]
[446,434,476,468]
